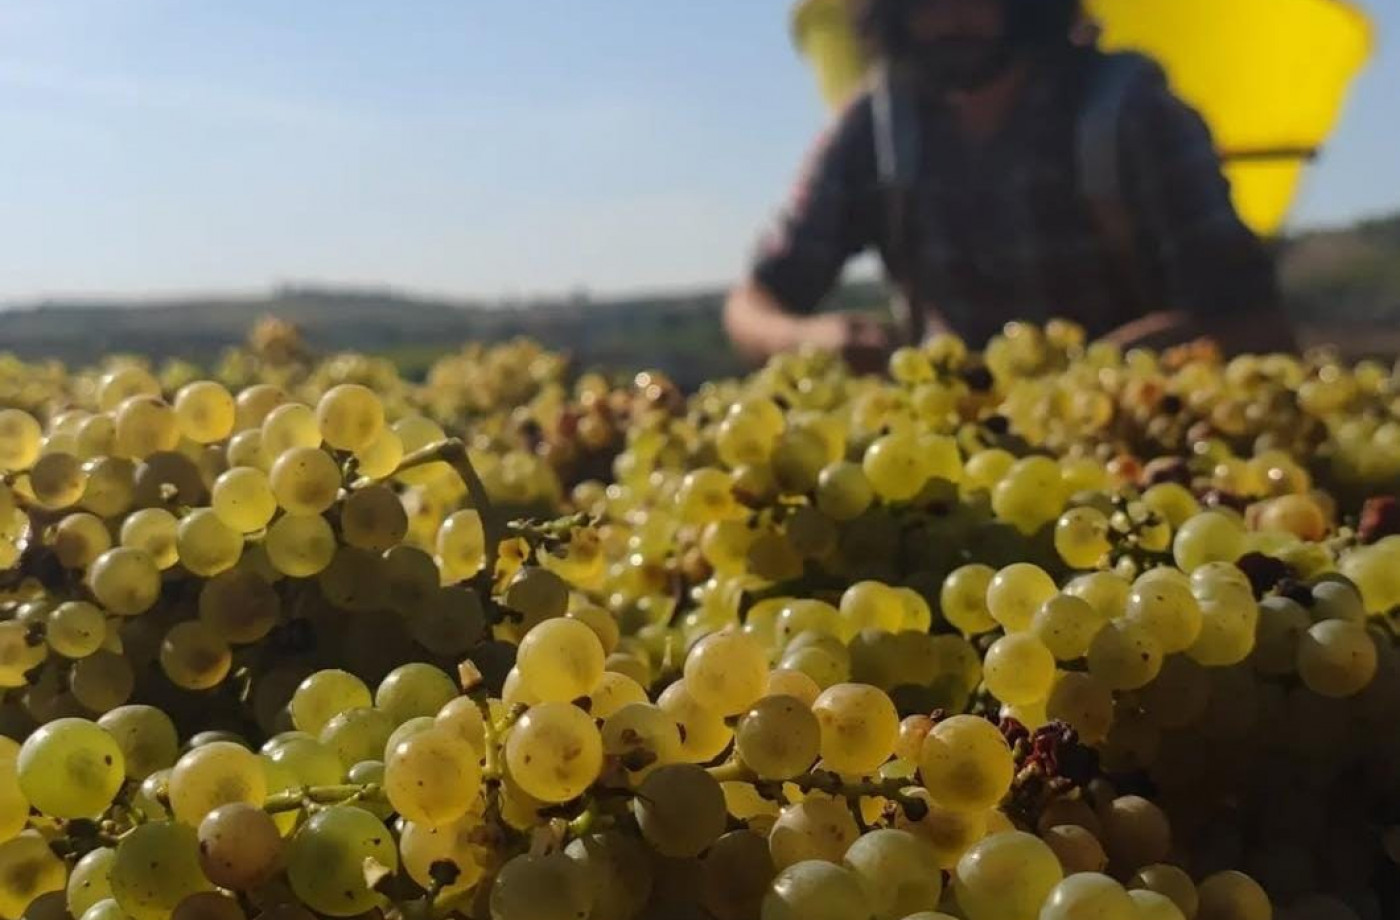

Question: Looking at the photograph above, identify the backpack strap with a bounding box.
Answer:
[1076,51,1161,274]
[871,65,926,345]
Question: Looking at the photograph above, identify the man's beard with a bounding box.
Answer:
[908,37,1016,93]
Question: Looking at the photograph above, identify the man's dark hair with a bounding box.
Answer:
[854,0,1082,59]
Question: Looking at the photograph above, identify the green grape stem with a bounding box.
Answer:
[706,762,929,820]
[262,783,386,814]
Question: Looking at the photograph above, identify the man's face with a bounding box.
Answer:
[903,0,1013,92]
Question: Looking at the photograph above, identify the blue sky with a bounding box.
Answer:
[0,0,1395,304]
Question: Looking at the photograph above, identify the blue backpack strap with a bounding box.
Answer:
[1077,51,1163,259]
[871,64,925,344]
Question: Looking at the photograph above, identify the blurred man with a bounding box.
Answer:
[725,0,1294,369]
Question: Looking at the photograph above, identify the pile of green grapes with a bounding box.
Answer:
[0,319,1398,920]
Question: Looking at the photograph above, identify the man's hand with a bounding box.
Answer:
[800,312,896,374]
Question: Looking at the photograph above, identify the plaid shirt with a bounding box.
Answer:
[751,48,1279,346]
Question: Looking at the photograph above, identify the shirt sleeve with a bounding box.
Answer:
[1119,70,1281,317]
[749,93,880,315]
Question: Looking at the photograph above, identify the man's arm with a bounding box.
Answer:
[1110,69,1297,355]
[725,94,888,368]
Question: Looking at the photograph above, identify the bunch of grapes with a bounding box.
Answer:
[0,318,1397,920]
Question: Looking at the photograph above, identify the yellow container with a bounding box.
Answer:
[790,0,1376,236]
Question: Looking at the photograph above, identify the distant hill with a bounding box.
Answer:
[2,212,1398,384]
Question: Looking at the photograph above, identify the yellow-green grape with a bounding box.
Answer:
[225,429,269,471]
[1130,864,1199,920]
[941,564,998,636]
[1129,889,1188,920]
[839,581,905,634]
[896,587,932,633]
[0,832,66,918]
[587,671,647,719]
[0,409,42,471]
[316,384,385,452]
[385,727,481,827]
[863,432,928,502]
[1042,824,1108,874]
[17,717,125,818]
[169,892,245,920]
[338,484,407,553]
[983,634,1056,705]
[210,467,277,533]
[516,617,605,703]
[269,446,341,515]
[175,508,243,577]
[232,384,287,431]
[1172,511,1246,573]
[261,403,321,458]
[811,682,898,775]
[319,706,395,768]
[566,830,654,920]
[75,414,116,460]
[1055,506,1112,569]
[265,513,336,577]
[71,651,134,712]
[114,396,180,459]
[374,663,457,724]
[1297,619,1377,698]
[392,416,451,486]
[1186,574,1258,667]
[986,563,1057,633]
[1099,795,1171,874]
[435,508,485,582]
[1195,871,1271,920]
[109,822,212,920]
[67,846,116,918]
[992,456,1067,535]
[683,629,768,716]
[772,428,831,495]
[285,806,398,917]
[385,716,437,761]
[762,860,872,920]
[120,508,179,570]
[658,681,735,763]
[918,715,1013,813]
[736,695,820,780]
[1032,594,1106,661]
[1039,873,1136,920]
[816,461,875,521]
[168,741,267,825]
[406,585,486,657]
[842,829,942,919]
[353,428,404,481]
[1046,672,1115,744]
[568,602,620,656]
[503,702,602,802]
[601,702,683,783]
[196,802,283,890]
[436,696,486,751]
[401,814,486,903]
[380,545,439,618]
[173,381,235,444]
[0,738,28,840]
[30,451,87,508]
[159,621,231,690]
[51,512,112,570]
[1125,576,1203,655]
[97,366,160,411]
[489,852,594,920]
[776,599,848,646]
[634,763,727,858]
[0,620,47,687]
[677,467,742,525]
[890,346,934,383]
[963,448,1016,493]
[1088,621,1163,690]
[953,831,1063,920]
[1064,571,1131,620]
[80,458,135,517]
[1142,483,1200,529]
[199,568,280,644]
[47,601,107,658]
[503,566,569,627]
[97,705,178,781]
[265,735,344,787]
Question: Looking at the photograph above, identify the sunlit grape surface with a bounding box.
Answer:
[0,319,1397,920]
